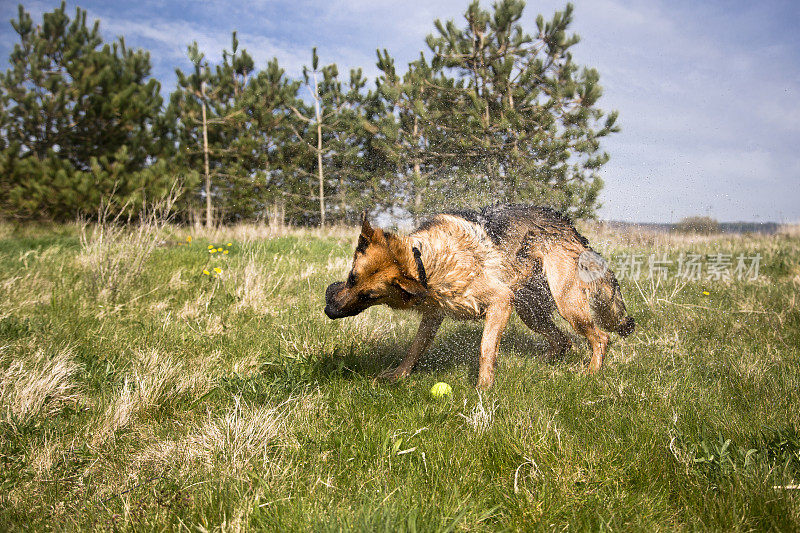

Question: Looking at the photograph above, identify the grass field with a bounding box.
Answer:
[1,221,799,531]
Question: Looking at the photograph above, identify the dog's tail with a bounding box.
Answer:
[590,269,636,337]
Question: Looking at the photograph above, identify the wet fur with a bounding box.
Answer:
[324,204,635,388]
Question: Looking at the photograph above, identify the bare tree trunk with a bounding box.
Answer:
[339,176,346,224]
[413,165,422,225]
[201,80,212,228]
[317,121,324,227]
[313,70,325,227]
[269,200,285,228]
[509,91,518,154]
[412,115,422,225]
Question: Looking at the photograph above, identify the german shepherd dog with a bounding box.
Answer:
[324,204,635,389]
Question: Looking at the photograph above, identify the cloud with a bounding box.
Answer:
[547,0,800,222]
[94,14,310,80]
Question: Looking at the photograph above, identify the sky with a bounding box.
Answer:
[1,0,799,223]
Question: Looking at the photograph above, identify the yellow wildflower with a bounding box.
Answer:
[208,244,214,249]
[210,249,217,254]
[214,267,222,274]
[186,236,192,242]
[702,290,710,296]
[227,242,232,247]
[223,250,229,255]
[203,269,210,275]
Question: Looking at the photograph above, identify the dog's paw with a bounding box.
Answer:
[585,360,603,375]
[373,367,407,384]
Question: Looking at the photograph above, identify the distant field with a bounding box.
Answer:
[1,222,799,531]
[598,220,790,235]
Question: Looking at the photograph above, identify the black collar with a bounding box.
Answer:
[412,246,427,288]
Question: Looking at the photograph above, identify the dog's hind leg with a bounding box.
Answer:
[514,298,572,362]
[378,312,444,382]
[513,282,572,362]
[477,289,513,390]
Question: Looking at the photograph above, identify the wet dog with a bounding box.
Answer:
[324,204,634,389]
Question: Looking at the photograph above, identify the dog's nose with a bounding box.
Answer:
[325,281,345,303]
[324,304,342,319]
[324,282,346,319]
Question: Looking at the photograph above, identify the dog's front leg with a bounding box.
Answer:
[477,292,513,390]
[378,312,443,382]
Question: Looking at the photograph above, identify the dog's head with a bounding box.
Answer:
[324,215,427,319]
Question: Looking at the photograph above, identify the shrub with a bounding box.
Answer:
[673,216,720,234]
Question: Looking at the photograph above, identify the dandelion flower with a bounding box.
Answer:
[208,245,214,249]
[227,242,232,247]
[216,248,223,252]
[214,267,222,274]
[187,236,192,242]
[203,269,210,275]
[223,250,229,255]
[210,249,217,254]
[702,290,710,296]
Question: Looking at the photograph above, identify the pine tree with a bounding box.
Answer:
[288,49,375,226]
[1,1,618,225]
[289,49,331,226]
[0,3,166,220]
[166,32,297,224]
[375,50,455,223]
[239,58,302,225]
[170,38,245,225]
[326,67,379,225]
[378,1,618,219]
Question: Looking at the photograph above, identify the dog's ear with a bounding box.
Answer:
[356,212,374,253]
[360,211,373,239]
[360,212,387,246]
[395,276,427,299]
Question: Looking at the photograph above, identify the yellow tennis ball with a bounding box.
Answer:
[430,382,452,399]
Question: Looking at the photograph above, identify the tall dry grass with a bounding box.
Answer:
[779,223,800,237]
[134,395,293,480]
[78,189,179,303]
[229,253,286,315]
[0,346,80,429]
[187,222,356,245]
[94,348,215,443]
[187,396,290,472]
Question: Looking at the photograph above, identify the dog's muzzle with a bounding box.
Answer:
[324,281,347,319]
